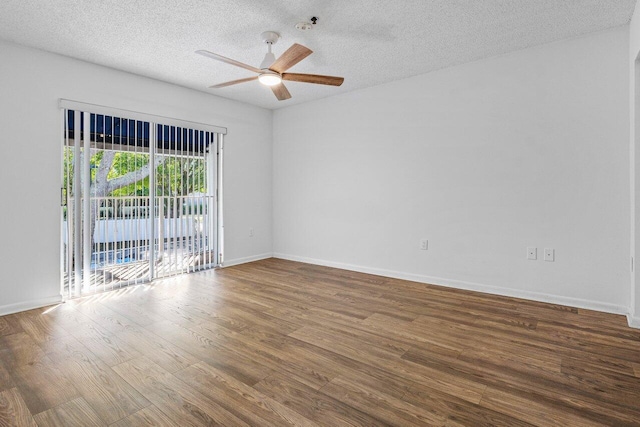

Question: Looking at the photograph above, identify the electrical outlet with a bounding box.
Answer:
[249,228,254,237]
[419,239,428,250]
[527,247,537,260]
[544,248,554,262]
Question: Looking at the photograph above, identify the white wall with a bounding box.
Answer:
[0,40,273,314]
[0,25,633,319]
[273,27,630,314]
[630,3,640,327]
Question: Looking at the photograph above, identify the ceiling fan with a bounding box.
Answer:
[196,31,344,101]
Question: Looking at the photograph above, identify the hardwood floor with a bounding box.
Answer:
[1,258,640,426]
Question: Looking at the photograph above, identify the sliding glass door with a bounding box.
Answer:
[60,103,223,298]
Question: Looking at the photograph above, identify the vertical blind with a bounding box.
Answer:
[60,100,225,299]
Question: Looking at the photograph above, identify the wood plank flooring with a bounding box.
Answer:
[1,258,639,426]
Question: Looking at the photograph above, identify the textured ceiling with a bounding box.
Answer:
[0,0,636,109]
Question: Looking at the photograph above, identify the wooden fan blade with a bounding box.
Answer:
[209,76,258,88]
[269,43,313,73]
[196,50,262,74]
[282,73,344,86]
[271,83,292,101]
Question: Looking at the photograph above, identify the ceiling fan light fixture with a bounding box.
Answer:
[258,72,282,86]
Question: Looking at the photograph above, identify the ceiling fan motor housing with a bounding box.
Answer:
[260,52,276,69]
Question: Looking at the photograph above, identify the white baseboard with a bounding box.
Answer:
[222,253,273,268]
[273,253,628,316]
[628,313,640,329]
[0,295,63,317]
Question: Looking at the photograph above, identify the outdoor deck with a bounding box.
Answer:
[64,249,216,294]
